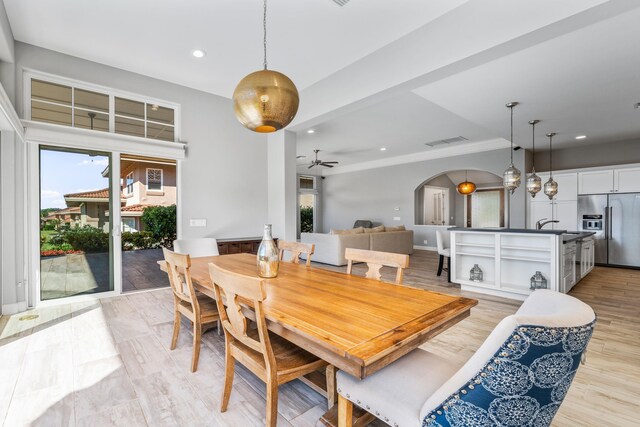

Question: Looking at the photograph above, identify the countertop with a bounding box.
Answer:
[448,227,566,235]
[447,227,596,243]
[562,231,596,244]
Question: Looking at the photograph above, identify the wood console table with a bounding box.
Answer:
[216,237,278,255]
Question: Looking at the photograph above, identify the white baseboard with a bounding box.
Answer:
[2,301,28,315]
[413,245,438,251]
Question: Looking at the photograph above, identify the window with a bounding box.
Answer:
[28,74,178,142]
[125,172,134,194]
[146,168,163,191]
[467,189,505,228]
[299,175,315,190]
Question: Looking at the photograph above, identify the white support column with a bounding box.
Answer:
[267,130,297,241]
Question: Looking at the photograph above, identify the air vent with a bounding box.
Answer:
[425,136,468,147]
[332,0,351,6]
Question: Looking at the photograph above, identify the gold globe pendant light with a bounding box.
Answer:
[233,0,299,133]
[457,170,477,195]
[526,119,542,197]
[544,132,559,199]
[503,102,521,194]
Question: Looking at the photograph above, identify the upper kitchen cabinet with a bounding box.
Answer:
[554,173,578,201]
[579,167,640,194]
[614,167,640,193]
[578,170,615,194]
[533,172,577,201]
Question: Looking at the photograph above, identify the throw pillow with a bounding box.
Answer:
[386,225,406,232]
[364,225,385,233]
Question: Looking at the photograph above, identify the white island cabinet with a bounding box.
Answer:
[450,229,562,300]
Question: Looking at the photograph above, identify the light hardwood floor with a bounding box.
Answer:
[0,250,637,426]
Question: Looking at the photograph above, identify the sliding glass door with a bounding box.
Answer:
[39,147,114,300]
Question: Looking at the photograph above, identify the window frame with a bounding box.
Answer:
[24,69,181,142]
[124,171,134,195]
[146,167,163,192]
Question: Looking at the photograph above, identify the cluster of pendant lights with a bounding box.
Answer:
[233,0,299,133]
[503,102,558,200]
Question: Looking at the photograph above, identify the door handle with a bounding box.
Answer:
[603,207,608,240]
[608,206,613,240]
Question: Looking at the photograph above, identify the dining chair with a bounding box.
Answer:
[278,240,315,266]
[173,237,220,257]
[162,248,220,372]
[336,289,596,427]
[345,248,410,284]
[208,263,329,427]
[436,230,450,282]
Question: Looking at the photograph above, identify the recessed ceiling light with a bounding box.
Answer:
[380,147,387,151]
[575,135,587,140]
[192,49,206,58]
[307,129,315,134]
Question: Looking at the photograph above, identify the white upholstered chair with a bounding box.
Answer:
[173,238,219,258]
[336,290,596,427]
[435,230,450,282]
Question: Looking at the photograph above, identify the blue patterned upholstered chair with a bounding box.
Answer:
[336,289,596,427]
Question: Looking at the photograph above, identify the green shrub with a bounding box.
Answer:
[141,205,177,247]
[122,231,160,251]
[63,225,110,252]
[300,206,314,233]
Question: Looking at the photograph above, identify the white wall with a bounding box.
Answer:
[14,42,269,240]
[321,148,527,247]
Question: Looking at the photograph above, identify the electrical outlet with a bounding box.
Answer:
[393,216,401,221]
[189,219,207,227]
[423,240,428,245]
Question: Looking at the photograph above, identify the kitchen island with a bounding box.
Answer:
[449,228,595,300]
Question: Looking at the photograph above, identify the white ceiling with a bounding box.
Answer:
[3,0,467,97]
[4,0,640,173]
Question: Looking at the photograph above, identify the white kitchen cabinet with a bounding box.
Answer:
[614,167,640,193]
[562,241,577,293]
[528,200,577,231]
[529,200,553,229]
[553,201,578,231]
[554,173,578,201]
[580,238,595,277]
[578,170,614,194]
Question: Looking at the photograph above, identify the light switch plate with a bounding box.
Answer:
[190,218,207,227]
[393,216,401,221]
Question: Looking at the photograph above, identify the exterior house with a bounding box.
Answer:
[61,159,176,232]
[42,206,81,226]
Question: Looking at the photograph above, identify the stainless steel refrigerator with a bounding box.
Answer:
[578,193,640,267]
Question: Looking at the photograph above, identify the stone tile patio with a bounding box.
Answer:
[40,248,169,300]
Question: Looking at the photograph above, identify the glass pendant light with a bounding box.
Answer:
[526,119,542,197]
[544,132,558,199]
[503,102,521,194]
[457,170,477,195]
[233,0,299,133]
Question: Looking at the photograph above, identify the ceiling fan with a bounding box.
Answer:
[308,149,338,169]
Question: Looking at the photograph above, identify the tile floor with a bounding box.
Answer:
[1,250,638,426]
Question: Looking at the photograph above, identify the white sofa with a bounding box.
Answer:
[301,230,414,266]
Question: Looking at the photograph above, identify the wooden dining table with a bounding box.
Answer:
[159,253,477,425]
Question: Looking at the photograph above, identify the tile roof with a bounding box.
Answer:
[121,204,150,212]
[53,206,81,214]
[64,188,110,198]
[64,188,125,199]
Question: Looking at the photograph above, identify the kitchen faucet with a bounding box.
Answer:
[536,218,560,230]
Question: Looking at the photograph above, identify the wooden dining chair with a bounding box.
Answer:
[162,248,220,372]
[208,263,329,427]
[345,248,410,284]
[278,240,315,266]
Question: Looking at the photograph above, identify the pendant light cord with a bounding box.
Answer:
[549,134,553,177]
[510,105,514,164]
[531,122,535,169]
[263,0,268,70]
